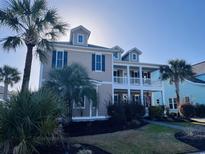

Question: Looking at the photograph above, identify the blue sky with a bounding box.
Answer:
[0,0,205,90]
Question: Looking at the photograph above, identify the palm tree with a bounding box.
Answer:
[45,63,97,123]
[160,59,194,107]
[0,65,20,100]
[0,0,68,91]
[0,88,62,154]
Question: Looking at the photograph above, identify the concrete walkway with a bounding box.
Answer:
[144,120,202,132]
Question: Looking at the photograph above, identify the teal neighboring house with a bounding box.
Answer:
[163,61,205,112]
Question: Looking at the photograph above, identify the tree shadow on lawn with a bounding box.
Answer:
[64,119,147,137]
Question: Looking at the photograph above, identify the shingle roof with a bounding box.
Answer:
[187,77,205,84]
[51,41,109,49]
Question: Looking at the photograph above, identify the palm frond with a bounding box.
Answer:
[1,36,23,51]
[36,39,53,63]
[31,0,46,20]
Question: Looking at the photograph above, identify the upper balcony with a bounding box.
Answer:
[113,64,162,88]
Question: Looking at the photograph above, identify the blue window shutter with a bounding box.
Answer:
[92,54,95,71]
[102,55,105,72]
[52,51,56,68]
[64,51,68,67]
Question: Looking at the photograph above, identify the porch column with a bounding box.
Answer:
[139,66,143,86]
[161,90,165,106]
[96,85,99,116]
[140,89,144,105]
[127,66,131,101]
[89,101,92,117]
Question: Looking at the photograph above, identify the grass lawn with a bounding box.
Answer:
[70,124,197,154]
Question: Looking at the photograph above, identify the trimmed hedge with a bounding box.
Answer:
[180,103,195,118]
[195,104,205,118]
[148,106,164,119]
[107,102,145,125]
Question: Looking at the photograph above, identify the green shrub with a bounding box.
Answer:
[107,102,145,124]
[124,102,145,121]
[179,103,195,118]
[107,103,126,125]
[195,104,205,118]
[0,89,62,154]
[148,106,164,119]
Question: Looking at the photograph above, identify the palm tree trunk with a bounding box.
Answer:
[3,83,8,100]
[21,45,33,92]
[174,81,180,107]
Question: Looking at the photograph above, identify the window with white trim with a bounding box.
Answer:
[185,96,190,103]
[52,51,67,69]
[96,54,102,71]
[113,52,119,59]
[169,98,177,109]
[77,34,84,43]
[132,53,137,60]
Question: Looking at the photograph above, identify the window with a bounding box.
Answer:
[52,51,67,68]
[73,96,86,109]
[114,94,118,103]
[113,52,119,59]
[169,98,173,109]
[173,98,177,109]
[185,96,190,103]
[77,34,84,43]
[96,54,102,71]
[133,53,137,60]
[92,54,105,72]
[169,98,177,109]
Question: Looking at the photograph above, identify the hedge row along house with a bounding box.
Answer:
[39,25,205,120]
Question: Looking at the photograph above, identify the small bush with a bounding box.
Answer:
[107,103,126,125]
[107,102,145,125]
[195,104,205,118]
[148,106,164,119]
[180,103,195,118]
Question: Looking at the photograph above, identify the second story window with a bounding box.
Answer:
[96,55,102,71]
[52,51,68,69]
[77,34,84,43]
[92,53,105,72]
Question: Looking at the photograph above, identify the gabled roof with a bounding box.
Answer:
[112,45,124,53]
[122,47,142,58]
[70,25,91,36]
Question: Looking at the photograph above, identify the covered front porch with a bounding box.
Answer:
[113,89,164,107]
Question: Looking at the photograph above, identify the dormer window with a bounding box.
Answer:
[132,53,137,60]
[113,52,119,60]
[77,34,84,44]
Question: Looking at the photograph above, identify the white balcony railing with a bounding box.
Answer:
[114,76,162,87]
[114,76,128,84]
[130,77,140,85]
[143,78,162,87]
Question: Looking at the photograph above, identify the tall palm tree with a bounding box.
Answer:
[0,65,20,100]
[160,59,194,107]
[45,63,97,123]
[0,0,68,91]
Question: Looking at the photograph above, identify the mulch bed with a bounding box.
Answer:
[63,119,147,137]
[175,131,205,150]
[37,143,110,154]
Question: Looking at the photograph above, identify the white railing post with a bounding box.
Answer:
[127,66,131,101]
[139,66,143,86]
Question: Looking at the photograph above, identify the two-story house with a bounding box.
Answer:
[39,25,165,121]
